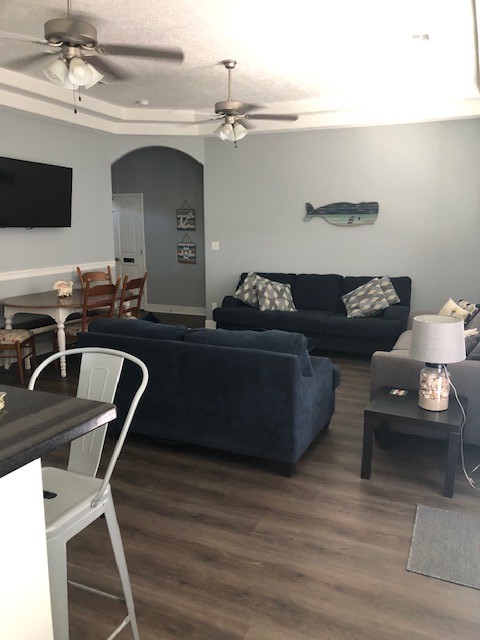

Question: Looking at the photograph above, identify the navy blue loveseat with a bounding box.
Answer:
[78,318,341,474]
[213,273,412,355]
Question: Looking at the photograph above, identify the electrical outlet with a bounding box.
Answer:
[211,302,217,310]
[211,241,220,251]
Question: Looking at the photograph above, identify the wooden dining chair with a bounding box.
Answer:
[0,329,37,385]
[118,272,148,319]
[76,265,113,290]
[62,277,121,344]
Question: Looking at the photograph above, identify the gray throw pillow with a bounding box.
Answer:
[342,278,389,318]
[233,272,267,308]
[257,279,297,312]
[378,276,400,305]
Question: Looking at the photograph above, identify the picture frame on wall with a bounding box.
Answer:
[177,241,196,264]
[176,208,196,231]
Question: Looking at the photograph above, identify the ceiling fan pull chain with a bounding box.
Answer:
[72,87,78,114]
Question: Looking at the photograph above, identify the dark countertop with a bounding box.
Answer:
[0,384,116,478]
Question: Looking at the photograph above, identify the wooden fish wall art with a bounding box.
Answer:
[304,201,379,226]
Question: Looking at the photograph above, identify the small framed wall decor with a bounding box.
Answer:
[176,200,196,230]
[177,234,196,264]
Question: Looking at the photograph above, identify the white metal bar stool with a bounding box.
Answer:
[29,347,149,640]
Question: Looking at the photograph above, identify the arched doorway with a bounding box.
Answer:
[111,146,205,316]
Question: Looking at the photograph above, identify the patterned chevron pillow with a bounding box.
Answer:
[257,279,297,312]
[342,278,389,318]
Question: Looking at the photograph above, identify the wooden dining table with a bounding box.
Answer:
[2,290,84,378]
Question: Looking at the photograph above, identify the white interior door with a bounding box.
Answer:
[112,193,147,304]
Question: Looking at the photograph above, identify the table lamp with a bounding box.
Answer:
[409,315,466,411]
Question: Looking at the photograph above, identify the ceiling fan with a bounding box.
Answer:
[200,60,299,142]
[0,0,184,92]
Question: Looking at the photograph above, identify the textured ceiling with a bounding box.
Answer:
[0,0,479,128]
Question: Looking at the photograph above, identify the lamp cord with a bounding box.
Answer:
[443,365,480,493]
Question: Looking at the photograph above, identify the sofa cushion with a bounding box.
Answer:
[213,306,276,329]
[325,314,403,338]
[467,308,480,331]
[292,274,343,312]
[467,341,480,360]
[272,310,336,334]
[185,328,314,376]
[465,329,480,355]
[87,317,188,340]
[341,278,389,318]
[257,280,296,312]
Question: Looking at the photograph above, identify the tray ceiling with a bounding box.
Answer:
[0,0,479,134]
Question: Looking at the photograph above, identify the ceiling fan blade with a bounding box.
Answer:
[0,30,48,46]
[244,113,299,121]
[96,43,184,62]
[86,56,131,80]
[235,103,262,115]
[237,118,254,130]
[193,116,222,124]
[6,52,50,70]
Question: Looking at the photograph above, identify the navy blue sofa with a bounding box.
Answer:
[213,273,412,355]
[78,318,341,474]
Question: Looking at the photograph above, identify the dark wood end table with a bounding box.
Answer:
[361,386,467,498]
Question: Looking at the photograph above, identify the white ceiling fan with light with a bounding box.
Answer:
[199,60,300,143]
[0,0,184,95]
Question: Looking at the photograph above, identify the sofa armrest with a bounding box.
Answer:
[383,305,409,330]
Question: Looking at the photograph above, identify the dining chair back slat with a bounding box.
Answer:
[118,271,147,319]
[76,265,113,290]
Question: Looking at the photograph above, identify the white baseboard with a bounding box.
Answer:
[205,319,216,329]
[147,304,206,316]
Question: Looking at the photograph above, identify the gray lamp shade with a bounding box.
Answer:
[409,314,466,364]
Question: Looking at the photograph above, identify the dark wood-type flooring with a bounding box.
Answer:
[2,319,480,639]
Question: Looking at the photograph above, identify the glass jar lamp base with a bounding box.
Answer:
[418,364,449,411]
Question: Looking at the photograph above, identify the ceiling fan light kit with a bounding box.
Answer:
[43,57,77,89]
[43,56,103,90]
[214,118,248,142]
[4,0,184,105]
[208,59,299,143]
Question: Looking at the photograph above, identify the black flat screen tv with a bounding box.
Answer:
[0,156,72,228]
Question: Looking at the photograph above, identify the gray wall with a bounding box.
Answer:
[2,105,479,324]
[0,107,204,303]
[111,146,205,310]
[204,119,480,318]
[0,108,113,277]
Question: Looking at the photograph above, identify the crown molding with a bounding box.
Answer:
[1,67,480,136]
